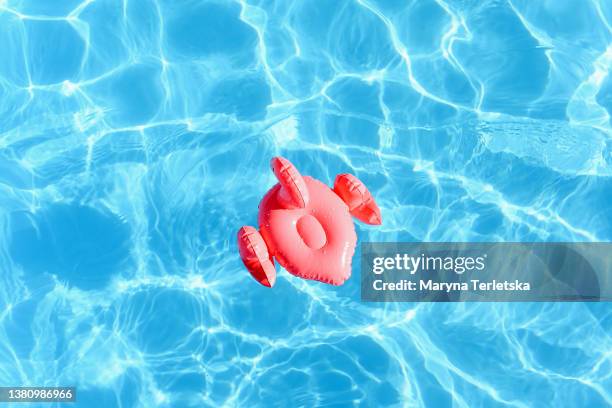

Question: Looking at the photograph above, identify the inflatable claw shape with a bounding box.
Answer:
[238,157,382,287]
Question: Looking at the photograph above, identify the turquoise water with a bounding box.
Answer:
[1,0,612,406]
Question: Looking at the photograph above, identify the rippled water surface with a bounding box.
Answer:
[1,0,612,407]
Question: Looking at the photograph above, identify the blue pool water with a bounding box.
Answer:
[1,0,612,406]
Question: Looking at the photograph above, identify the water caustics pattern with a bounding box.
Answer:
[0,0,612,406]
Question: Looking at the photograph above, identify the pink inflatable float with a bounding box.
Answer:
[238,157,382,287]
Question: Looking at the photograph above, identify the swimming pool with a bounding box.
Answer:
[1,0,611,406]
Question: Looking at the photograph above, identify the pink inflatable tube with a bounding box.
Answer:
[238,157,382,287]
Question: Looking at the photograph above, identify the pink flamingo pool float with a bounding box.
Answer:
[238,157,382,287]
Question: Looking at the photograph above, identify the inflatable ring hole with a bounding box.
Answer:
[296,214,327,250]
